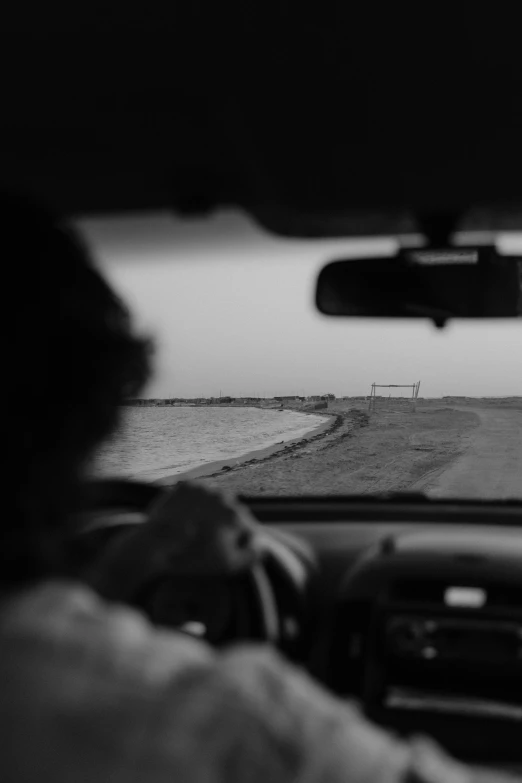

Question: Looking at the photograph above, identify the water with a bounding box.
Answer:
[93,406,329,482]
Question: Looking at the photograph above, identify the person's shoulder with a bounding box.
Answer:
[0,580,212,687]
[0,583,216,779]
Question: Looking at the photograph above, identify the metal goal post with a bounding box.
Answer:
[368,381,421,413]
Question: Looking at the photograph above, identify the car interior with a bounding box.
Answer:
[7,3,522,776]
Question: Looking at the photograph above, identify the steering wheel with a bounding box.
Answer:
[71,479,283,646]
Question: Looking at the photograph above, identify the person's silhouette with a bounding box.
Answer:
[0,193,502,783]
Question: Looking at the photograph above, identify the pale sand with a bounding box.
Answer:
[417,407,522,499]
[199,401,481,497]
[156,399,522,498]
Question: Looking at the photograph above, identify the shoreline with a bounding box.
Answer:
[155,410,339,486]
[133,399,522,498]
[206,402,481,497]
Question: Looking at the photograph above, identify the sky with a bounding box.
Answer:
[77,211,522,400]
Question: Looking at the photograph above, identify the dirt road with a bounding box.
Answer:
[420,408,522,499]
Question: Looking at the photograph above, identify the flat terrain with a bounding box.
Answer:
[196,398,522,499]
[204,400,484,497]
[418,407,522,499]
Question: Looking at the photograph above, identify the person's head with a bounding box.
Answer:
[1,193,152,585]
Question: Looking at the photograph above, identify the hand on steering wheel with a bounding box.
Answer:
[86,481,260,603]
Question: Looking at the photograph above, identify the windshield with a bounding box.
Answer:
[80,212,522,501]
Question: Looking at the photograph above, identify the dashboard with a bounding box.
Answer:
[74,492,522,769]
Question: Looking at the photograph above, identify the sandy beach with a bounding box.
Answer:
[156,397,522,499]
[157,410,336,486]
[203,400,478,496]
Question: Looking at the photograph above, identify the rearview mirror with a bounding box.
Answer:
[316,247,522,326]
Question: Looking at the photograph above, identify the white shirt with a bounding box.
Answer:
[0,581,501,783]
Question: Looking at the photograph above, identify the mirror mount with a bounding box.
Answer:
[416,211,461,247]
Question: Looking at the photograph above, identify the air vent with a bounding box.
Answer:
[391,579,522,611]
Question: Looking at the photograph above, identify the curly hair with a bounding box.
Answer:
[1,193,153,584]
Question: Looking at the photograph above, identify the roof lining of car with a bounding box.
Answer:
[4,6,522,235]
